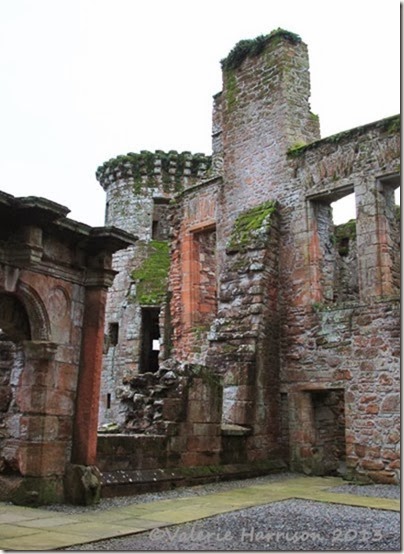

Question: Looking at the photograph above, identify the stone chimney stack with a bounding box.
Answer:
[218,29,320,237]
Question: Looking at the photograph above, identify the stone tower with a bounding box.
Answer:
[96,151,212,426]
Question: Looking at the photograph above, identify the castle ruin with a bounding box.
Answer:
[0,29,399,506]
[96,29,400,489]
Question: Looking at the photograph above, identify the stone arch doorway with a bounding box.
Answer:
[0,293,32,341]
[0,290,60,504]
[0,294,31,476]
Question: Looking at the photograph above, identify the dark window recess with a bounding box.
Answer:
[109,322,119,346]
[107,393,111,409]
[152,200,170,240]
[152,220,159,240]
[140,307,160,373]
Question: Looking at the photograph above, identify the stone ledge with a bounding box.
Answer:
[100,459,287,498]
[221,423,252,436]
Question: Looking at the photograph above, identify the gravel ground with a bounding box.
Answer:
[64,499,400,551]
[54,473,400,551]
[328,483,400,499]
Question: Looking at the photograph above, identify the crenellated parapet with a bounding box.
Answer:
[96,150,212,195]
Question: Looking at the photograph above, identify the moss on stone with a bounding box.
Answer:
[228,200,277,252]
[382,115,400,134]
[287,141,308,157]
[96,150,212,192]
[131,240,170,305]
[224,70,238,111]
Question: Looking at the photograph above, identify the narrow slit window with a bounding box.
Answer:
[109,322,119,346]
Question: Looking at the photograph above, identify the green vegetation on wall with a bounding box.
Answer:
[96,150,212,194]
[220,28,301,71]
[287,114,401,159]
[131,241,170,305]
[228,200,277,252]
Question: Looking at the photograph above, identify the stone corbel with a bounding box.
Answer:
[0,265,20,292]
[84,268,117,289]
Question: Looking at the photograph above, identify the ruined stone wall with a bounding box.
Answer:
[285,116,400,307]
[169,178,221,365]
[282,301,400,482]
[280,118,400,483]
[206,202,282,461]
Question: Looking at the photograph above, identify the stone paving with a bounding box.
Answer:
[0,476,399,551]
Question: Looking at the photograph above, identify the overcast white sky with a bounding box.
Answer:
[0,0,400,227]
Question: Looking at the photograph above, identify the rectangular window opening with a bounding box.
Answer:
[309,188,358,304]
[108,322,119,347]
[139,307,160,373]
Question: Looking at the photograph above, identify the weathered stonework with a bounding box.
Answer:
[98,29,400,488]
[0,193,134,504]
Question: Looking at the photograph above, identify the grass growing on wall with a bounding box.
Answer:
[220,29,301,71]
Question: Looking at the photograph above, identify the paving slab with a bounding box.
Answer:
[0,475,399,551]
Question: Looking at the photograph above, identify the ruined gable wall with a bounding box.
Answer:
[283,117,400,308]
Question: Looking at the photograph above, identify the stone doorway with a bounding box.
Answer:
[310,389,346,476]
[0,294,31,476]
[291,388,346,476]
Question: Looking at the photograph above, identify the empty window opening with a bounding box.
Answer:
[140,307,160,373]
[331,192,356,225]
[311,389,346,476]
[310,189,358,304]
[108,322,119,347]
[394,186,400,207]
[106,393,111,409]
[379,176,400,295]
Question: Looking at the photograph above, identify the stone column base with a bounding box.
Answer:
[64,464,102,505]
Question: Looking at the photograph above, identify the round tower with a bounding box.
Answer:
[95,150,212,427]
[97,150,211,238]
